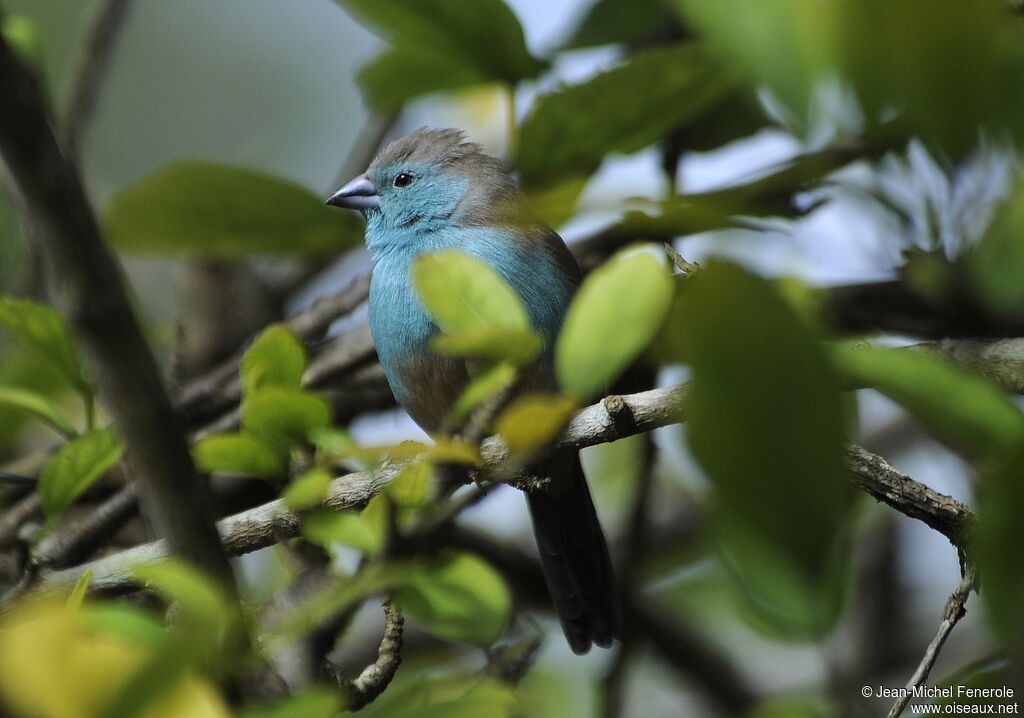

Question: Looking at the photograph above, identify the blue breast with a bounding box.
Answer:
[368,225,574,428]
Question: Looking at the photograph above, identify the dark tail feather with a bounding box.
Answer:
[526,452,618,654]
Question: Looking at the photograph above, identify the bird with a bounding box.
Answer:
[326,127,618,654]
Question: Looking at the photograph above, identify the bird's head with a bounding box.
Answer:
[326,128,521,253]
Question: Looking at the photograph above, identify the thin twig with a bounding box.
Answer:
[332,599,404,710]
[62,0,135,155]
[886,567,976,718]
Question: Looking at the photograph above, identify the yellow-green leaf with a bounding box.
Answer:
[430,326,542,366]
[412,251,530,334]
[283,468,333,511]
[193,432,286,478]
[240,326,306,396]
[495,394,577,457]
[105,162,362,257]
[241,388,331,449]
[395,552,510,646]
[38,428,123,518]
[556,246,673,400]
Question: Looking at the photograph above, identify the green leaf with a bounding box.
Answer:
[283,468,333,511]
[66,569,92,612]
[104,162,362,257]
[556,246,673,400]
[430,326,541,366]
[192,432,286,478]
[239,689,344,718]
[358,675,516,718]
[2,15,44,70]
[564,0,683,50]
[517,43,735,184]
[395,552,510,646]
[81,604,168,649]
[388,460,434,512]
[337,0,546,111]
[241,388,331,449]
[676,0,1024,155]
[38,428,123,518]
[132,560,234,631]
[412,250,531,334]
[677,261,850,638]
[0,298,90,397]
[834,345,1024,460]
[451,363,518,424]
[302,510,383,556]
[0,385,76,437]
[976,448,1024,652]
[240,325,306,396]
[495,394,577,458]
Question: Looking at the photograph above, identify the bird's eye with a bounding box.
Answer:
[393,172,415,188]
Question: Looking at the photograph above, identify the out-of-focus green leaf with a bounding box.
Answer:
[81,604,167,649]
[746,696,834,718]
[104,162,361,257]
[976,447,1024,652]
[395,552,510,646]
[431,327,542,366]
[388,460,434,512]
[267,562,406,643]
[241,388,331,449]
[0,298,91,397]
[240,326,306,396]
[412,251,531,334]
[556,245,673,400]
[239,688,344,718]
[676,261,850,638]
[452,362,518,424]
[517,43,734,184]
[66,569,92,612]
[969,181,1024,317]
[283,468,333,511]
[2,15,44,69]
[525,175,589,229]
[422,438,481,465]
[495,394,577,458]
[358,674,516,718]
[302,510,383,556]
[38,428,123,518]
[676,0,1024,155]
[0,385,76,437]
[133,561,235,631]
[337,0,546,111]
[564,0,684,50]
[192,432,286,478]
[834,345,1024,460]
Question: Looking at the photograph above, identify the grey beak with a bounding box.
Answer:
[325,174,379,210]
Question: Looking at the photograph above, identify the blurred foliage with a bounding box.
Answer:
[677,0,1024,156]
[517,43,734,184]
[104,163,363,258]
[676,262,850,638]
[335,0,545,111]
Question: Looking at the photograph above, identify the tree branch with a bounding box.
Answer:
[331,600,404,711]
[886,567,976,718]
[845,445,974,549]
[61,0,135,155]
[0,31,233,587]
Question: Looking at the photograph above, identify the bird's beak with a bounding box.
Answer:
[325,174,379,210]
